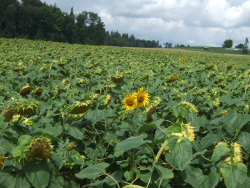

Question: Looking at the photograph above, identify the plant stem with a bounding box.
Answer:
[105,173,120,188]
[154,139,169,163]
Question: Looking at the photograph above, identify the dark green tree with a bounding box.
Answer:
[222,39,233,48]
[242,38,249,54]
[235,43,244,49]
[63,7,76,43]
[75,11,88,44]
[0,0,20,38]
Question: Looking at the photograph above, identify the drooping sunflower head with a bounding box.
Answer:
[135,87,150,108]
[123,94,137,110]
[181,123,195,142]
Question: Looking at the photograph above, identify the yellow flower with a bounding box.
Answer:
[225,142,243,164]
[181,123,195,142]
[123,94,137,110]
[134,87,150,108]
[233,142,243,164]
[222,110,228,114]
[178,101,198,113]
[22,117,34,126]
[0,156,8,168]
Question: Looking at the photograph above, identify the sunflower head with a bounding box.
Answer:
[26,138,52,161]
[181,123,195,142]
[123,94,137,110]
[135,87,150,108]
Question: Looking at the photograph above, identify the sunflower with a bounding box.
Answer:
[123,94,137,110]
[135,87,150,108]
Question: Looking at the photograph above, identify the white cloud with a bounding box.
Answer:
[43,0,250,46]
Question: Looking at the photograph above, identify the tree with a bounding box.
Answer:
[245,37,249,46]
[222,39,233,48]
[242,38,249,54]
[164,42,172,48]
[235,43,244,49]
[63,7,76,43]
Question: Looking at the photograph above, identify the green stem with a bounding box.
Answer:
[154,139,169,163]
[105,173,120,188]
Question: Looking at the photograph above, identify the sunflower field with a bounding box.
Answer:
[0,37,250,188]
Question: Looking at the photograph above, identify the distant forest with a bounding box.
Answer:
[0,0,161,48]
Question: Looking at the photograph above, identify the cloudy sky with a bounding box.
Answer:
[43,0,250,47]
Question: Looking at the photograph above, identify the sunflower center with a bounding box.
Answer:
[138,94,145,103]
[127,99,135,106]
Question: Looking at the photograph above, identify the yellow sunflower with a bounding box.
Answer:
[135,87,150,108]
[123,94,137,110]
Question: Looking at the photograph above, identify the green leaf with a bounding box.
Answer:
[84,109,116,122]
[24,159,50,188]
[12,135,32,158]
[186,113,208,130]
[67,124,83,140]
[153,162,174,180]
[239,132,250,152]
[0,171,30,188]
[200,172,220,188]
[238,175,250,188]
[0,117,8,129]
[51,153,65,168]
[114,134,147,156]
[182,166,219,188]
[223,111,250,133]
[220,163,247,188]
[165,123,182,134]
[200,133,224,148]
[168,137,192,170]
[75,162,109,179]
[138,123,156,133]
[211,142,230,163]
[182,167,202,188]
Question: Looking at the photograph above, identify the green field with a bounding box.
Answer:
[0,38,250,188]
[177,46,249,55]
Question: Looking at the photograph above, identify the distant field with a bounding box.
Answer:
[176,46,249,55]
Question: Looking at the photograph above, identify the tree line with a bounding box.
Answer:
[222,38,249,54]
[0,0,161,48]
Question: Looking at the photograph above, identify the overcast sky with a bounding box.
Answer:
[43,0,250,47]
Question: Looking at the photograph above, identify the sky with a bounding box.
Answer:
[43,0,250,47]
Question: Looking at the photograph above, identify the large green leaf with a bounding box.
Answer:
[66,123,84,140]
[12,135,32,158]
[153,162,174,180]
[114,134,147,156]
[211,142,230,163]
[168,137,192,170]
[75,162,109,179]
[223,111,250,133]
[24,159,50,188]
[182,166,219,188]
[200,133,224,148]
[238,175,250,188]
[220,163,247,188]
[239,132,250,152]
[0,171,30,188]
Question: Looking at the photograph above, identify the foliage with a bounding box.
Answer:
[105,31,161,48]
[222,39,233,48]
[0,37,250,188]
[0,0,161,48]
[235,43,244,49]
[0,0,105,45]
